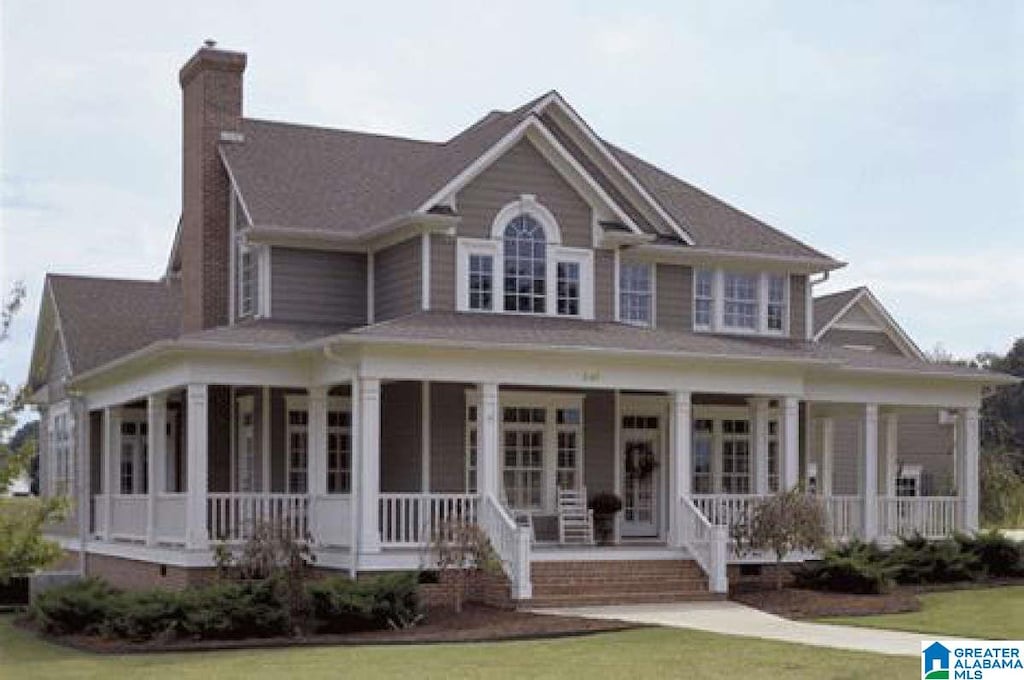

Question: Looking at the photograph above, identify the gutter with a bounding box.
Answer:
[630,243,846,273]
[244,213,459,250]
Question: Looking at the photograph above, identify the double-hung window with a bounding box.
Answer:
[767,418,780,492]
[723,273,758,330]
[327,408,352,493]
[692,419,714,494]
[503,215,547,314]
[238,244,258,318]
[49,408,72,496]
[619,261,653,326]
[468,254,494,311]
[694,269,713,328]
[502,407,545,510]
[555,407,582,490]
[556,262,580,316]
[721,419,752,493]
[286,408,308,493]
[766,274,786,332]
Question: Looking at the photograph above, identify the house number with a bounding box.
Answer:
[582,370,601,382]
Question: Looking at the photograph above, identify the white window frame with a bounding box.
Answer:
[285,395,351,495]
[48,402,72,497]
[693,269,714,330]
[455,196,594,319]
[693,268,789,336]
[618,260,654,327]
[326,399,353,494]
[465,390,585,514]
[237,241,258,319]
[720,418,753,494]
[895,464,922,498]
[723,272,759,331]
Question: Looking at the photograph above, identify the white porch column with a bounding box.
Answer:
[820,417,835,497]
[307,386,328,542]
[146,393,167,546]
[478,383,500,499]
[357,377,381,554]
[102,407,121,541]
[71,398,89,575]
[185,384,209,550]
[782,396,800,490]
[669,390,692,548]
[960,407,980,532]
[862,403,879,540]
[752,398,771,494]
[883,413,899,498]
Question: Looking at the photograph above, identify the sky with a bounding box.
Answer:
[1,0,1022,394]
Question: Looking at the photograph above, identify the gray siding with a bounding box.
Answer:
[380,381,422,492]
[656,263,692,331]
[429,383,469,492]
[832,416,861,495]
[270,247,367,326]
[430,233,457,311]
[790,274,808,340]
[898,411,955,495]
[821,329,906,356]
[457,139,593,248]
[583,391,615,495]
[46,335,70,403]
[594,249,615,321]
[374,237,421,321]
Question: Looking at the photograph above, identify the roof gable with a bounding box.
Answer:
[813,287,924,360]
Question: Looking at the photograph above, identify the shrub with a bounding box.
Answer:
[181,579,290,639]
[887,534,981,584]
[30,578,115,635]
[954,531,1024,578]
[101,589,189,641]
[794,541,898,594]
[307,572,420,633]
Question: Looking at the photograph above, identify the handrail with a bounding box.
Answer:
[479,493,532,600]
[678,496,728,593]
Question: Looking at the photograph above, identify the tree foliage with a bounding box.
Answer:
[732,489,830,589]
[0,496,67,583]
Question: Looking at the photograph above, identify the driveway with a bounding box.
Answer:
[532,601,958,656]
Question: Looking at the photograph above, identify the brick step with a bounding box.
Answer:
[528,577,704,585]
[531,566,706,579]
[526,591,724,608]
[531,582,709,598]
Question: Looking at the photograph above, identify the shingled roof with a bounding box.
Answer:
[43,274,182,377]
[813,287,865,335]
[221,93,839,263]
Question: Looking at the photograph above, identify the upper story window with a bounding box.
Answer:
[456,195,593,319]
[694,269,789,336]
[619,261,653,327]
[238,243,258,318]
[503,215,547,313]
[694,269,713,328]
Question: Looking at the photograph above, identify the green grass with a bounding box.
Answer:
[0,614,916,679]
[820,586,1024,640]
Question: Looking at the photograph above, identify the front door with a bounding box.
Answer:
[621,413,663,537]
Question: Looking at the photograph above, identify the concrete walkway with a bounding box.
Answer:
[532,601,946,656]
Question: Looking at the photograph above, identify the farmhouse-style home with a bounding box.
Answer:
[27,44,1015,604]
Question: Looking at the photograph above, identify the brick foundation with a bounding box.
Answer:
[728,562,798,591]
[419,570,514,610]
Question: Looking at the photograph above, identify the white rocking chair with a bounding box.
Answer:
[557,486,594,545]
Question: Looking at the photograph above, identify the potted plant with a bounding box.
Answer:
[588,492,623,545]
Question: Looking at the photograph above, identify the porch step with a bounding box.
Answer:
[525,559,711,607]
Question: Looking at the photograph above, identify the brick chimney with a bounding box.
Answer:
[179,42,246,332]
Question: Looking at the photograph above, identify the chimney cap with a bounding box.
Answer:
[204,38,217,48]
[179,43,247,87]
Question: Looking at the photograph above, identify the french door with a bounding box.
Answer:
[621,412,663,537]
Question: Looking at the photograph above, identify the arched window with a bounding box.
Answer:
[503,214,546,313]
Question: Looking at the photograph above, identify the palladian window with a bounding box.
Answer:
[503,215,547,313]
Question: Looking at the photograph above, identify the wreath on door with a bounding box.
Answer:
[625,441,658,479]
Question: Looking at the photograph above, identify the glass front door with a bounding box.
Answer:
[621,414,662,537]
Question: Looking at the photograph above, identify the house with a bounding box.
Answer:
[26,44,1015,604]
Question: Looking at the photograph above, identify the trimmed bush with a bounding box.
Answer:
[30,578,115,635]
[308,572,420,633]
[888,534,981,584]
[101,589,190,641]
[954,531,1024,577]
[181,579,290,639]
[794,541,898,594]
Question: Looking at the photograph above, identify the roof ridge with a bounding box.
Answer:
[47,273,172,286]
[241,116,441,147]
[815,286,867,301]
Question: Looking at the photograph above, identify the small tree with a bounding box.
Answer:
[732,489,830,589]
[0,496,67,584]
[429,519,501,612]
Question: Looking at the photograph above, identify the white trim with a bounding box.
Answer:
[218,148,256,228]
[813,288,925,361]
[420,232,431,311]
[228,186,237,324]
[612,249,621,322]
[692,267,790,337]
[550,245,594,320]
[616,258,655,327]
[259,246,272,318]
[456,237,500,313]
[531,93,696,244]
[490,195,562,244]
[367,251,375,324]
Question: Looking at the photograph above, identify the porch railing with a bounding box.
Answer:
[678,497,728,593]
[878,496,958,539]
[480,494,532,600]
[207,493,309,542]
[691,494,770,532]
[378,493,478,547]
[824,495,863,540]
[109,494,147,542]
[154,493,187,545]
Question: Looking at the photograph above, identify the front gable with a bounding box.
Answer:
[815,288,924,359]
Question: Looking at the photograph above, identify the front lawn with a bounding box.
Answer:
[819,585,1024,640]
[0,614,916,679]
